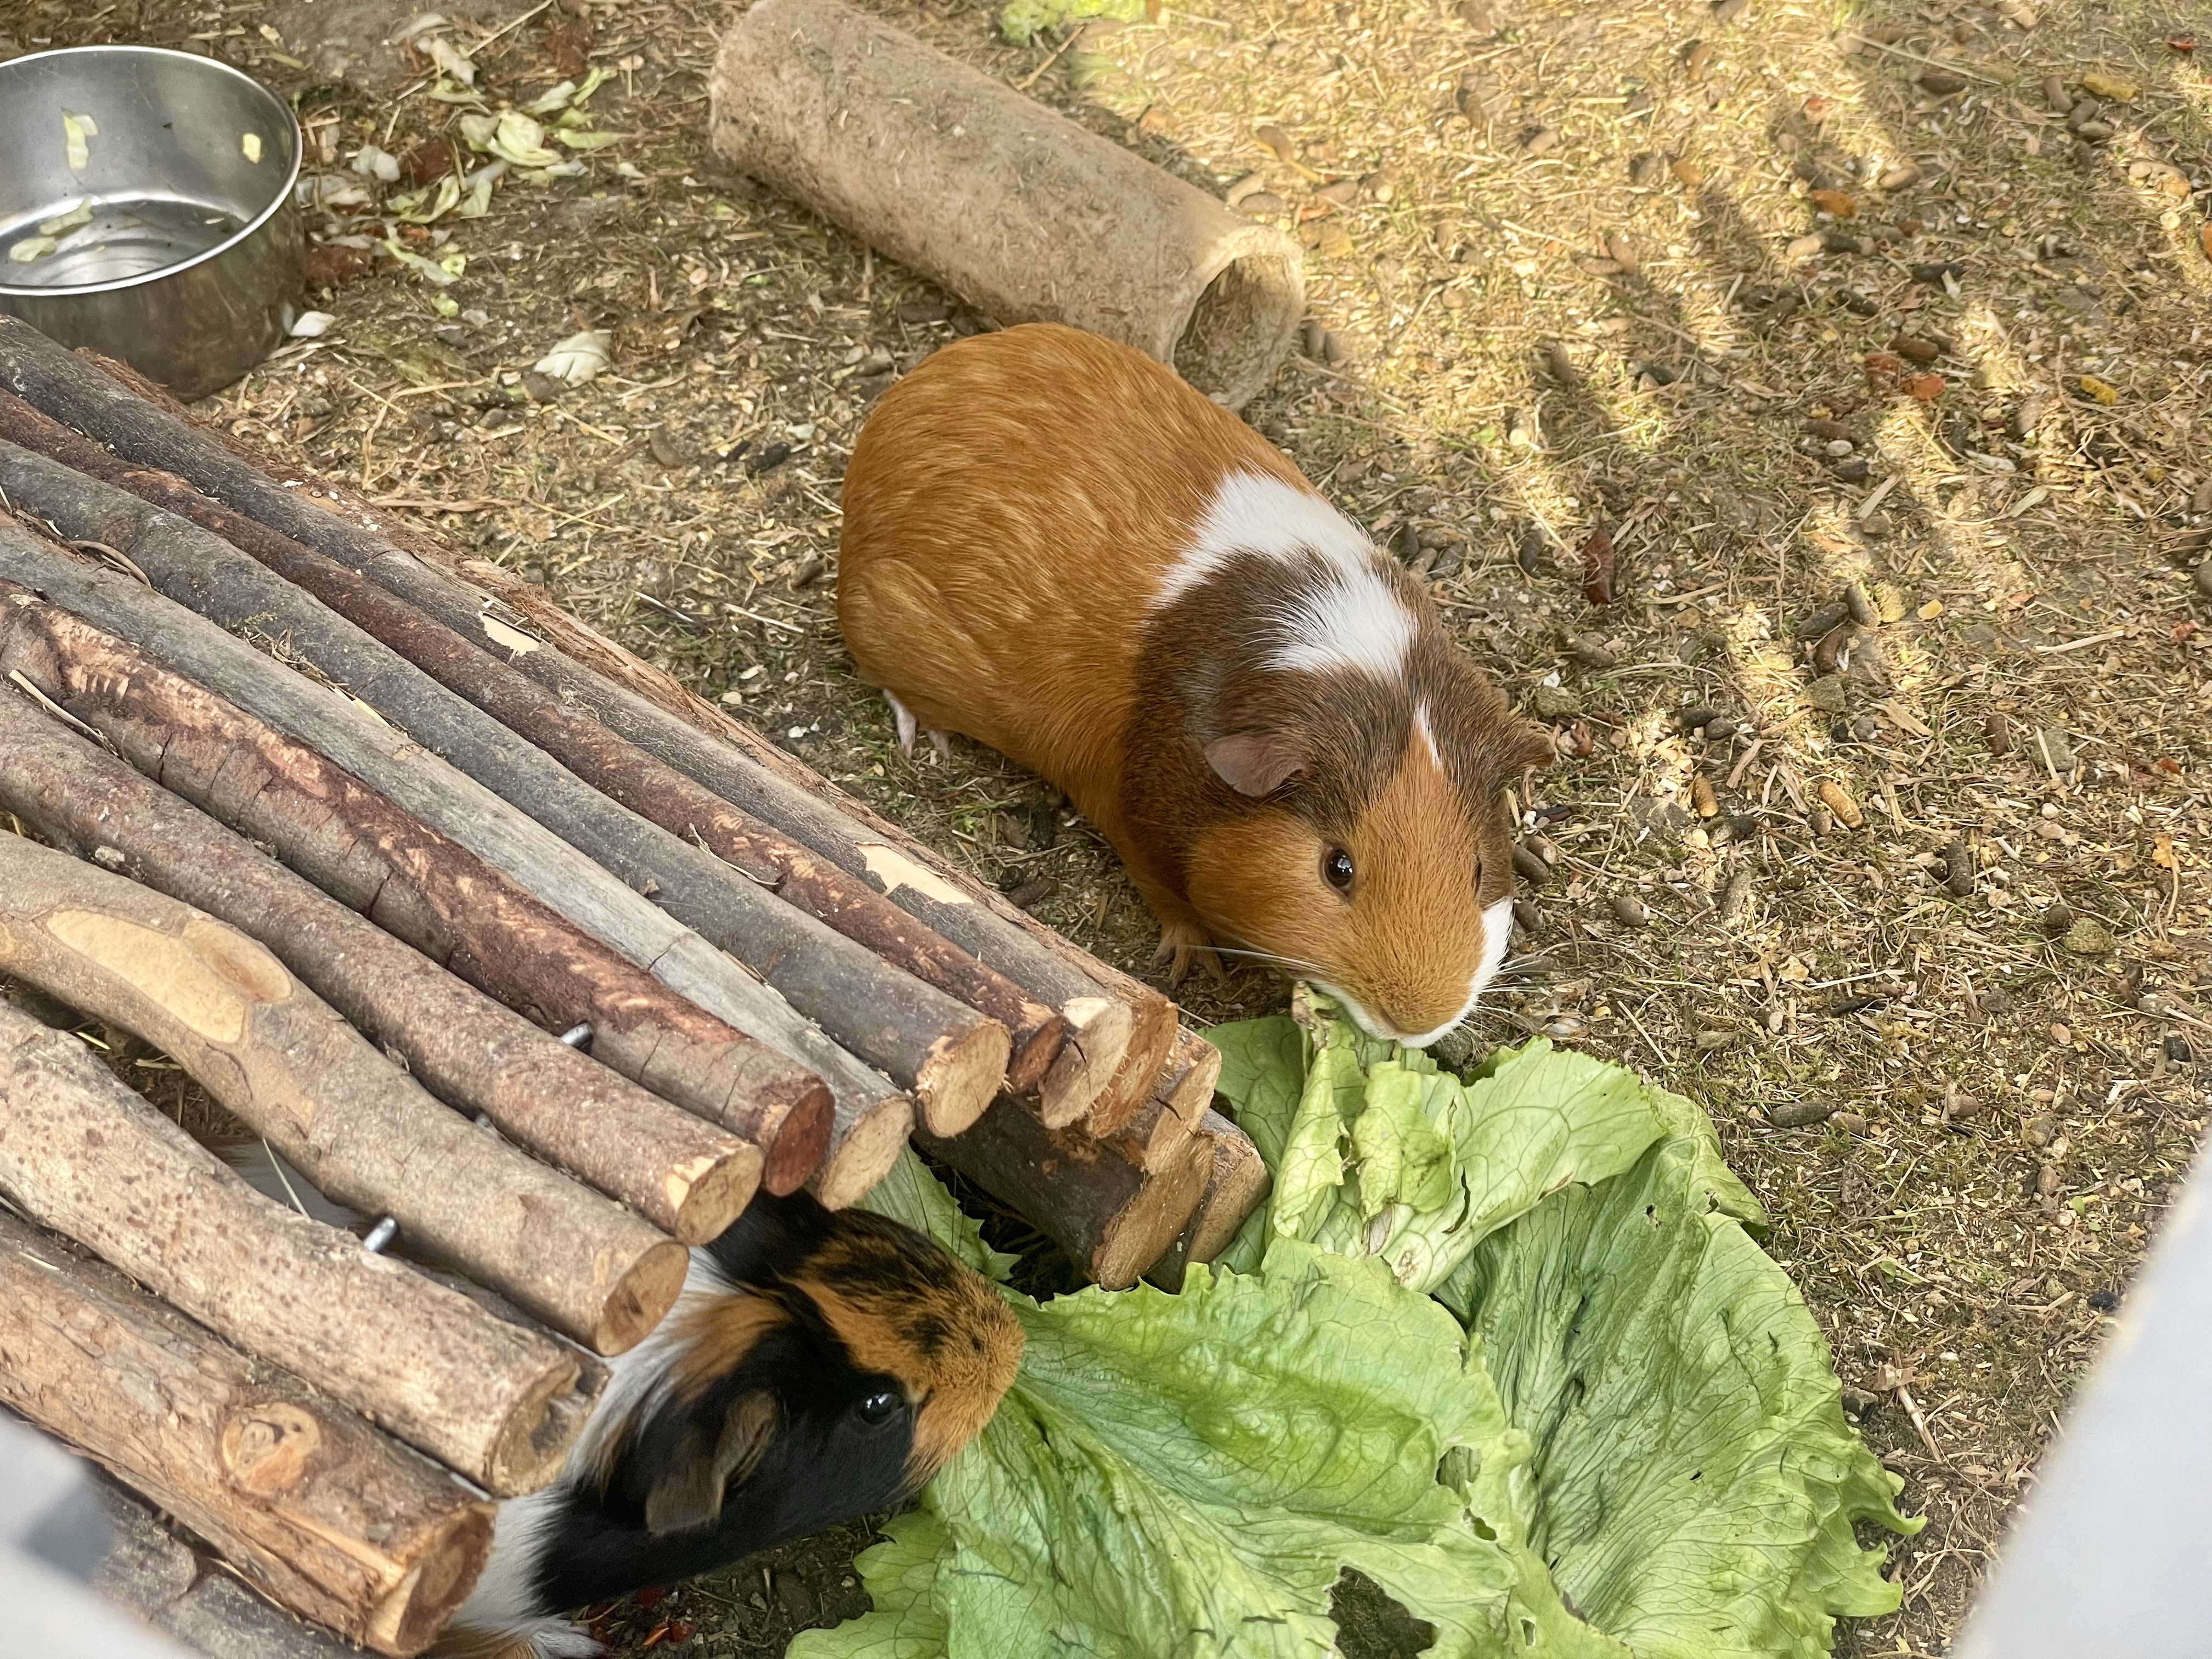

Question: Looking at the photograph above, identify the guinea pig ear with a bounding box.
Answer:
[1204,730,1306,798]
[644,1390,779,1537]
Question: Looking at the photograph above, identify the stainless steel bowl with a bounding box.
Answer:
[0,46,303,400]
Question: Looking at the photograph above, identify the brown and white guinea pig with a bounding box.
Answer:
[838,323,1551,1047]
[438,1190,1022,1658]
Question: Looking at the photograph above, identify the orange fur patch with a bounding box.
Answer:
[792,1232,1023,1485]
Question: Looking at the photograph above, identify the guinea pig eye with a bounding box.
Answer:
[856,1388,902,1426]
[1321,847,1355,893]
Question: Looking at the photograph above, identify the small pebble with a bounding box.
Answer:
[2022,1113,2055,1146]
[1693,1028,1735,1052]
[1769,1100,1837,1128]
[2032,728,2076,774]
[1808,803,1833,838]
[1833,1111,1870,1135]
[1978,988,2014,1015]
[1520,125,1561,156]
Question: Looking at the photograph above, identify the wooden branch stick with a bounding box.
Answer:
[0,998,600,1498]
[0,535,907,1209]
[1146,1110,1272,1294]
[434,568,1177,1133]
[0,692,759,1244]
[1103,1027,1221,1175]
[0,1211,494,1653]
[0,438,1004,1143]
[0,318,1156,1124]
[917,1099,1211,1291]
[0,379,1069,1116]
[0,592,826,1201]
[0,832,686,1357]
[90,1481,364,1659]
[0,577,828,1198]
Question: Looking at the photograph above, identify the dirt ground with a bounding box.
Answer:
[6,0,2211,1651]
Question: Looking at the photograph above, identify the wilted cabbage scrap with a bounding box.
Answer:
[817,1000,1916,1659]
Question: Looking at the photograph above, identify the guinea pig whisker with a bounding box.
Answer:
[1207,945,1334,978]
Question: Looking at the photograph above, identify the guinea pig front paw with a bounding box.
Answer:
[1150,918,1224,986]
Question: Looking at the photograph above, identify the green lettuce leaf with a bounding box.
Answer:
[797,1239,1619,1659]
[1444,1131,1915,1659]
[1214,1000,1668,1296]
[809,1011,1915,1659]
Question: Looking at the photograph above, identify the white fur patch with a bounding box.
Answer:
[453,1250,738,1643]
[452,1488,570,1638]
[1155,472,1413,681]
[1156,472,1375,604]
[1262,562,1417,681]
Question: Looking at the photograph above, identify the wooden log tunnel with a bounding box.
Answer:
[0,832,687,1358]
[0,1000,600,1498]
[0,435,1012,1143]
[0,303,1302,1658]
[0,316,1267,1277]
[0,319,1165,1128]
[0,532,911,1209]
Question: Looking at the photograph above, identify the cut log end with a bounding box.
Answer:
[488,1347,597,1498]
[1036,995,1134,1127]
[665,1142,764,1245]
[809,1092,916,1211]
[1148,1111,1271,1294]
[913,1017,1014,1137]
[593,1237,693,1356]
[368,1505,496,1654]
[756,1076,836,1196]
[1091,1133,1214,1290]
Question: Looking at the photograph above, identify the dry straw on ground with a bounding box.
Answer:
[4,0,2210,1649]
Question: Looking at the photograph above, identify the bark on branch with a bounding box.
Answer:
[0,689,760,1244]
[0,435,1008,1141]
[0,539,904,1207]
[0,832,686,1358]
[0,1211,494,1654]
[0,999,600,1497]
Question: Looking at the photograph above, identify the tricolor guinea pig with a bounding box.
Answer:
[838,323,1549,1047]
[441,1191,1022,1658]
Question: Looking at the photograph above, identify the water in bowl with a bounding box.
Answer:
[1,194,246,290]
